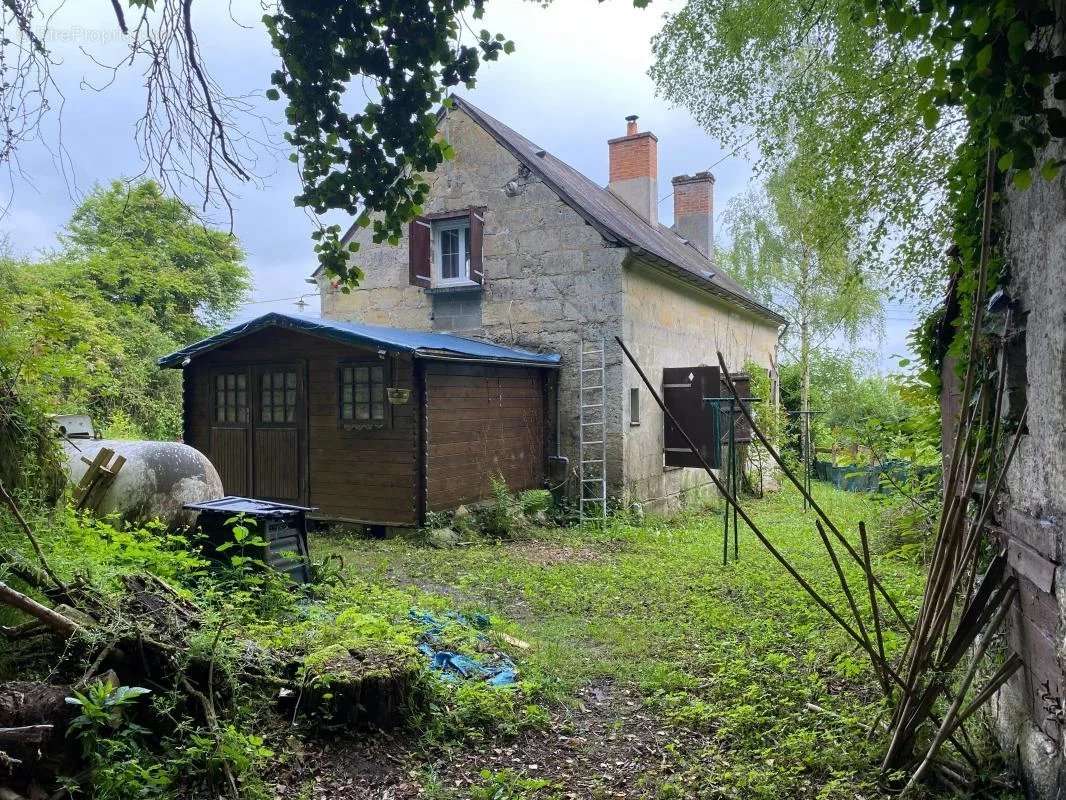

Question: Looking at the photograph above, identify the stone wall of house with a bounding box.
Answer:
[987,8,1066,788]
[991,110,1066,795]
[621,260,780,510]
[317,105,781,509]
[318,107,631,493]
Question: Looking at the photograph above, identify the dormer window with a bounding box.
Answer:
[435,219,471,285]
[408,208,484,289]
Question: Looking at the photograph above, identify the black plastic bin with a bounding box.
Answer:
[183,496,314,584]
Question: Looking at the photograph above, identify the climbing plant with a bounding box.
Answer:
[864,1,1066,190]
[861,0,1066,374]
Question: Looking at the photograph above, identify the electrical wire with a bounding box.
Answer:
[233,285,342,308]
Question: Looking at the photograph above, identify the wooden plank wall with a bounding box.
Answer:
[210,428,250,496]
[183,328,419,525]
[255,428,301,500]
[999,507,1063,742]
[425,363,546,510]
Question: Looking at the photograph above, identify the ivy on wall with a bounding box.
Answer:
[870,0,1066,376]
[867,1,1066,186]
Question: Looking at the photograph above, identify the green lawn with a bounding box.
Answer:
[314,482,936,799]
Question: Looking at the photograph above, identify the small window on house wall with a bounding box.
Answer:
[630,387,640,426]
[434,219,471,285]
[340,363,386,426]
[214,373,248,423]
[261,370,297,423]
[409,209,484,288]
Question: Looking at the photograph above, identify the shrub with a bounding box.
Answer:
[0,375,65,502]
[518,489,552,517]
[479,475,528,539]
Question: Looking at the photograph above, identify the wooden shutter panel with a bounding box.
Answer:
[408,217,431,287]
[726,373,752,443]
[663,366,721,469]
[469,207,484,285]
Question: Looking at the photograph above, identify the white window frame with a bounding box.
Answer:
[432,218,472,287]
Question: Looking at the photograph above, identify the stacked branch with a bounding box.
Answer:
[716,338,1021,790]
[0,489,275,797]
[699,145,1022,794]
[880,146,1025,791]
[0,484,415,796]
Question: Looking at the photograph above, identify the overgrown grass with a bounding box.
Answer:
[0,500,550,783]
[0,482,966,797]
[317,483,935,798]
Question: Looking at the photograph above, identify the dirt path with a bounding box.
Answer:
[272,682,714,799]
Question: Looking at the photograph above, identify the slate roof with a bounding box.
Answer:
[449,97,784,325]
[319,97,783,325]
[158,312,561,368]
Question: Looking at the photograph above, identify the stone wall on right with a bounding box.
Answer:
[992,53,1066,793]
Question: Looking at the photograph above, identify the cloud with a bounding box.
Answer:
[0,206,60,256]
[8,0,916,371]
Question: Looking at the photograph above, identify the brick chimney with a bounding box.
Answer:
[608,115,658,225]
[671,172,715,259]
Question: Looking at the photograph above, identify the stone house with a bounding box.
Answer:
[314,96,784,511]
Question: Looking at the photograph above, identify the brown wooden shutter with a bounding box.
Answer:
[408,217,431,287]
[663,366,721,469]
[727,373,752,443]
[468,207,484,284]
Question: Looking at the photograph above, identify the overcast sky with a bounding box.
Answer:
[5,0,917,371]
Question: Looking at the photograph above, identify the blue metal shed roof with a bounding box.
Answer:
[157,312,561,368]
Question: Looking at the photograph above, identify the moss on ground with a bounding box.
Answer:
[1,482,1008,798]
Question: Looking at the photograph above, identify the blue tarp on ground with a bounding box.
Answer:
[409,610,518,687]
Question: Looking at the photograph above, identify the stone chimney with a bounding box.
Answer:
[608,115,658,225]
[671,172,715,259]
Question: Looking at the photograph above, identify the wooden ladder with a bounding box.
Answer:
[71,447,126,513]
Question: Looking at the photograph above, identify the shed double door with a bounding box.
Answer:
[208,363,306,504]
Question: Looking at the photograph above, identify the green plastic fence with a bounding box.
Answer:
[812,459,911,494]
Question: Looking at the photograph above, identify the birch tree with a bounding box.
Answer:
[650,0,965,300]
[721,163,882,421]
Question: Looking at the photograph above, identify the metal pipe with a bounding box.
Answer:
[731,406,738,559]
[860,522,889,695]
[718,353,912,634]
[617,336,890,666]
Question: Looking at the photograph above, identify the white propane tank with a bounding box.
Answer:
[61,439,223,528]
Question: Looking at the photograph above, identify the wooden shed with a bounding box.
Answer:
[159,312,560,527]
